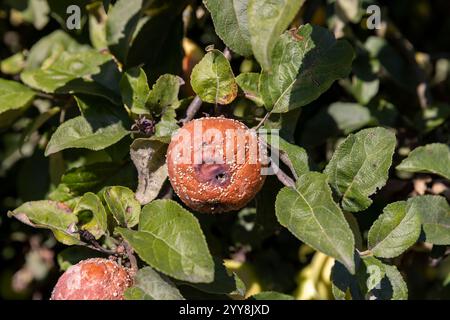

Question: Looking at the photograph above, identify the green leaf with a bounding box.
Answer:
[6,0,49,30]
[21,50,120,103]
[275,172,355,273]
[130,138,168,205]
[0,79,35,115]
[116,199,214,283]
[349,76,379,106]
[396,143,450,180]
[45,95,130,156]
[444,273,450,287]
[277,137,309,177]
[300,102,371,147]
[327,103,371,134]
[382,264,408,300]
[8,200,80,245]
[365,36,417,92]
[260,24,354,112]
[103,186,140,228]
[248,0,305,70]
[124,267,184,300]
[74,192,108,239]
[203,0,252,57]
[21,50,110,90]
[120,67,150,115]
[236,72,264,106]
[345,212,364,251]
[153,107,179,141]
[331,259,363,300]
[407,195,450,245]
[87,1,108,50]
[368,201,421,258]
[361,256,386,292]
[190,49,237,105]
[25,30,87,71]
[53,162,136,198]
[106,0,143,64]
[122,71,183,139]
[343,53,380,105]
[1,52,25,74]
[369,99,398,128]
[181,258,245,296]
[264,109,301,142]
[252,291,294,300]
[324,127,396,212]
[335,0,362,23]
[414,104,450,134]
[147,74,183,111]
[332,255,407,300]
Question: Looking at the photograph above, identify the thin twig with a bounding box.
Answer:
[35,92,54,99]
[123,240,138,272]
[254,111,271,131]
[271,160,295,187]
[357,249,373,257]
[279,151,299,180]
[223,47,232,60]
[180,95,203,124]
[260,138,299,181]
[260,138,296,187]
[77,230,116,255]
[59,97,74,123]
[59,109,66,124]
[83,242,116,255]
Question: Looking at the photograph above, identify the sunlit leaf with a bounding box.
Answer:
[116,199,214,283]
[325,127,396,212]
[397,143,450,180]
[103,186,140,228]
[45,95,130,155]
[9,200,80,245]
[407,195,450,245]
[368,201,421,258]
[190,49,237,105]
[125,267,184,300]
[276,172,355,273]
[260,24,354,112]
[130,138,168,205]
[248,0,305,70]
[203,0,252,57]
[74,192,108,239]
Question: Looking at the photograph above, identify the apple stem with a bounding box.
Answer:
[123,240,138,272]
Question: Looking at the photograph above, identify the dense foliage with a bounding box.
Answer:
[1,0,450,300]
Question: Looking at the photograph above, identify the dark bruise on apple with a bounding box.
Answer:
[166,117,266,213]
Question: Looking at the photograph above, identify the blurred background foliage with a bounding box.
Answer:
[1,0,450,300]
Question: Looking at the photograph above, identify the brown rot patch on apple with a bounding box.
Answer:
[194,163,231,186]
[166,117,266,214]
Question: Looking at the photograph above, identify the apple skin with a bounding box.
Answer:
[167,117,266,213]
[51,258,133,300]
